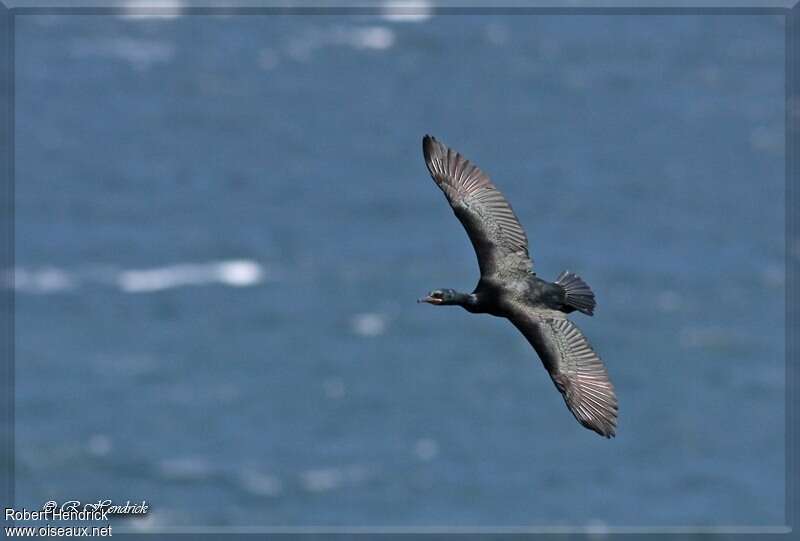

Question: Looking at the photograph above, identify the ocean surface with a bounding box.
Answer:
[13,8,786,529]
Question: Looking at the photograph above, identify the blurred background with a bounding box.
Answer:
[13,8,785,529]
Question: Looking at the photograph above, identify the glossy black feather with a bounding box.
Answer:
[555,270,596,316]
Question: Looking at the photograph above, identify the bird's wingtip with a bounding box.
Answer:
[422,134,440,162]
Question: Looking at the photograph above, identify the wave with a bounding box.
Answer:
[117,260,264,292]
[299,464,373,493]
[350,312,388,337]
[281,25,396,64]
[12,267,76,293]
[9,259,267,294]
[117,0,185,20]
[380,1,433,23]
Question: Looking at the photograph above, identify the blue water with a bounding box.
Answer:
[13,11,785,528]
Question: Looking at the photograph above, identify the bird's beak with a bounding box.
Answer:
[418,295,442,305]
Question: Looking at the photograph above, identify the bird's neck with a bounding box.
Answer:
[449,291,479,309]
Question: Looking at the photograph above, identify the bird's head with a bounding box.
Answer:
[418,288,458,305]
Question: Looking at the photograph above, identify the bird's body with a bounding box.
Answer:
[469,275,571,316]
[419,135,618,438]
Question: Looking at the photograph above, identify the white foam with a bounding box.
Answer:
[9,259,266,294]
[299,464,373,493]
[86,434,113,457]
[348,26,395,50]
[586,519,611,537]
[216,260,264,287]
[285,25,395,62]
[238,469,283,497]
[125,511,161,532]
[117,259,265,293]
[158,457,214,481]
[380,1,433,23]
[300,468,343,493]
[413,438,439,461]
[350,312,387,337]
[13,267,76,293]
[118,0,185,20]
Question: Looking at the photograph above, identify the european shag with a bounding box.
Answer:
[418,135,618,438]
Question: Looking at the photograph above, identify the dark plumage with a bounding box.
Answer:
[418,135,618,438]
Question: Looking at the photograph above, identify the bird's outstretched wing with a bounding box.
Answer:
[422,135,532,278]
[509,312,618,437]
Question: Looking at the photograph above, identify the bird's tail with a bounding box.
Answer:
[555,271,596,316]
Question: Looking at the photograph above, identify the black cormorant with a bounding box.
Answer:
[418,135,618,438]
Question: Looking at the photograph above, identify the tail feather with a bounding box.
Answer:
[555,271,596,316]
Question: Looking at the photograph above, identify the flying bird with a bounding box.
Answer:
[418,135,618,438]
